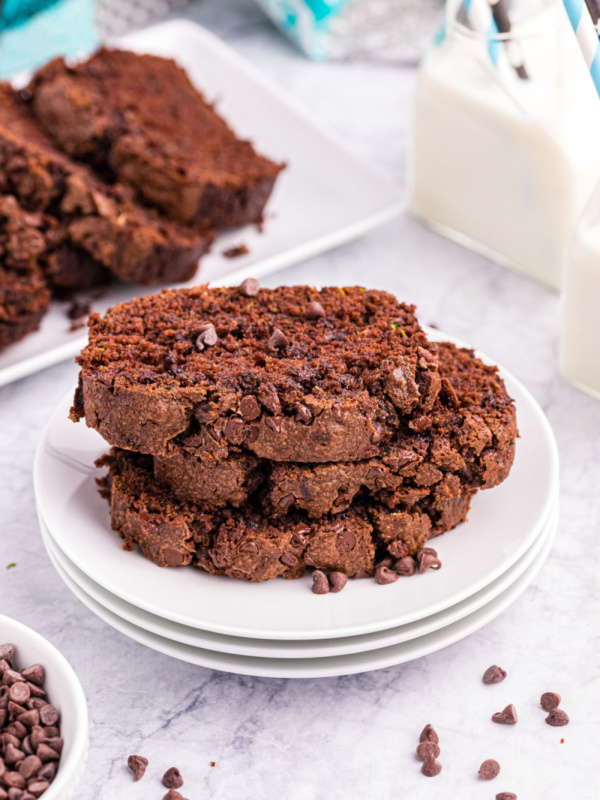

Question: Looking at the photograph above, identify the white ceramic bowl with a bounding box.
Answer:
[0,614,88,800]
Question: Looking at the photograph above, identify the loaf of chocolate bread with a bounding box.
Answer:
[28,49,284,229]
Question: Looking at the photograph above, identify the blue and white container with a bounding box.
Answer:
[410,0,600,291]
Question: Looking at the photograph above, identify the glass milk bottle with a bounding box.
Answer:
[409,0,600,291]
[559,184,600,399]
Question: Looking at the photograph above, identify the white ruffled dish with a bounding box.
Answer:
[34,328,559,641]
[0,615,88,800]
[38,514,556,679]
[38,500,557,660]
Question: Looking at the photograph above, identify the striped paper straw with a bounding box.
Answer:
[563,0,600,96]
[462,0,503,67]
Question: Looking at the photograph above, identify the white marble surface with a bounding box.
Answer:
[1,1,599,798]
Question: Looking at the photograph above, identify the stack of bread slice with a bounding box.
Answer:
[71,284,517,586]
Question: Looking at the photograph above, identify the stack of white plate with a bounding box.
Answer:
[34,331,559,679]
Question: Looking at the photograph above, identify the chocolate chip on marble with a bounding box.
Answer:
[328,572,348,593]
[479,759,501,780]
[492,704,518,725]
[336,531,356,554]
[483,665,507,684]
[540,692,561,711]
[545,708,570,727]
[495,793,517,799]
[421,760,442,777]
[268,327,289,351]
[240,277,260,297]
[162,767,184,789]
[416,741,440,761]
[163,790,186,800]
[311,570,330,594]
[240,395,261,420]
[416,548,442,573]
[419,724,439,745]
[375,565,399,585]
[127,754,148,782]
[307,301,325,318]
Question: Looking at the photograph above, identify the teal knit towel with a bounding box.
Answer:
[0,0,97,79]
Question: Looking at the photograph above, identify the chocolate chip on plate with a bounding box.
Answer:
[416,547,442,573]
[162,767,184,789]
[127,754,148,781]
[492,704,518,724]
[495,793,517,800]
[394,556,416,577]
[240,277,260,297]
[545,708,570,727]
[540,692,561,711]
[328,572,347,593]
[375,565,399,585]
[483,665,507,684]
[479,759,501,780]
[311,570,330,595]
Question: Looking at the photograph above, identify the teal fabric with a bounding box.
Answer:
[0,0,97,78]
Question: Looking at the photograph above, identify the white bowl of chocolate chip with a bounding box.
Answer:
[0,614,88,800]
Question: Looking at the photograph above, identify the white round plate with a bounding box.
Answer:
[40,516,555,678]
[39,500,557,659]
[34,329,559,640]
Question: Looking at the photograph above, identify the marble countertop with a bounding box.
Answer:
[1,1,598,798]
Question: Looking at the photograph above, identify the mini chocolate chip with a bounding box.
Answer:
[36,743,59,762]
[336,531,356,554]
[224,417,244,442]
[17,756,41,780]
[307,301,325,318]
[19,667,43,687]
[2,669,25,685]
[196,326,218,350]
[295,404,312,423]
[17,709,39,728]
[304,552,317,567]
[291,532,309,548]
[376,557,394,569]
[127,754,148,782]
[268,328,288,351]
[483,665,507,684]
[240,395,261,420]
[416,548,442,573]
[194,404,214,424]
[421,759,442,777]
[163,791,186,800]
[36,762,56,781]
[29,727,46,749]
[163,548,184,567]
[328,572,347,593]
[545,708,569,727]
[162,767,184,789]
[419,724,439,745]
[375,565,399,585]
[265,416,282,434]
[416,741,440,761]
[278,494,295,509]
[280,552,298,567]
[4,743,25,764]
[27,782,50,797]
[45,737,63,754]
[388,540,409,559]
[312,571,330,594]
[2,774,25,789]
[0,645,15,667]
[492,704,518,725]
[8,683,30,705]
[245,425,260,443]
[496,793,517,800]
[394,556,416,576]
[239,541,259,554]
[240,277,260,297]
[540,692,561,711]
[479,759,500,780]
[37,704,58,727]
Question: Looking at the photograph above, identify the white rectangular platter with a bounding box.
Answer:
[0,18,403,387]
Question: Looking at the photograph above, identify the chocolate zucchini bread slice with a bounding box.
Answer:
[263,341,517,516]
[0,84,213,287]
[28,49,284,229]
[0,196,51,349]
[99,448,471,580]
[71,284,442,461]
